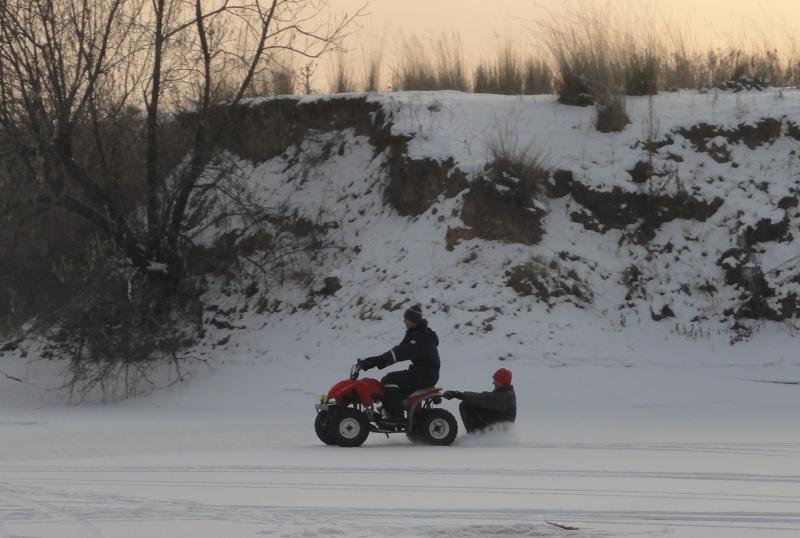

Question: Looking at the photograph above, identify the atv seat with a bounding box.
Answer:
[403,387,441,408]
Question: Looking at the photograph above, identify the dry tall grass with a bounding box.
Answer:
[667,46,797,90]
[485,122,549,202]
[622,37,660,96]
[324,23,800,96]
[393,34,468,91]
[539,5,630,130]
[473,41,520,94]
[434,34,469,91]
[522,58,552,94]
[472,39,552,95]
[328,51,356,93]
[362,41,385,92]
[540,3,800,100]
[393,36,438,91]
[541,4,629,106]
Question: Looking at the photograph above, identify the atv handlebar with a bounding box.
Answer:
[350,360,362,381]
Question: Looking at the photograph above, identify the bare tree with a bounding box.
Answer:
[0,0,146,263]
[0,0,361,284]
[0,0,361,396]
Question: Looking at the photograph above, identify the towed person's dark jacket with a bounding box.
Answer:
[380,320,440,386]
[462,385,516,423]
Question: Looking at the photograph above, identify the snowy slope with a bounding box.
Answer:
[375,90,800,330]
[1,89,800,538]
[200,88,800,339]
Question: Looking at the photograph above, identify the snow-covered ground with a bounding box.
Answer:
[2,316,799,538]
[2,89,800,537]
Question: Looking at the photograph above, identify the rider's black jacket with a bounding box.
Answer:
[375,320,440,387]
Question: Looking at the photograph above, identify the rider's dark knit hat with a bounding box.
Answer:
[403,304,424,324]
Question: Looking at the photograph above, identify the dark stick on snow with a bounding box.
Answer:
[546,521,580,530]
[1,368,28,384]
[742,378,800,386]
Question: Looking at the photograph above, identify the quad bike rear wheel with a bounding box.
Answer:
[405,427,422,444]
[328,407,370,447]
[314,411,336,445]
[416,408,458,446]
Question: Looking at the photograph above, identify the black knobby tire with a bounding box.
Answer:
[314,411,337,445]
[406,427,422,444]
[406,410,428,444]
[416,408,458,446]
[328,407,370,447]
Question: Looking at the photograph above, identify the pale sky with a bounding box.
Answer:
[336,0,800,54]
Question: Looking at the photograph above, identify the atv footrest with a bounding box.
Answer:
[370,423,405,434]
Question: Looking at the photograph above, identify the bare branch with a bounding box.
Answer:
[234,0,278,103]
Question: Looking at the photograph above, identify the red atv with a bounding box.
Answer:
[314,360,458,447]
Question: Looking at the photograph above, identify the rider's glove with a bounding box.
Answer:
[361,355,382,370]
[442,390,463,400]
[362,353,393,370]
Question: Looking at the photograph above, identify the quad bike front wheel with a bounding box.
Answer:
[328,407,370,447]
[314,411,336,445]
[416,408,458,446]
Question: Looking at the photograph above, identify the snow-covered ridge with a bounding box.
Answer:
[197,89,800,343]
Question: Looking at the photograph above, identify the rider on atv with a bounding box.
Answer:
[360,304,440,422]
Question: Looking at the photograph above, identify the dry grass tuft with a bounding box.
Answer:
[595,94,630,132]
[362,40,385,92]
[473,41,523,95]
[393,34,468,91]
[328,50,356,93]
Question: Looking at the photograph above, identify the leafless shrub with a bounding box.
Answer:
[299,62,318,94]
[29,237,204,401]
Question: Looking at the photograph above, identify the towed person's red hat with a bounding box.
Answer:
[493,368,512,386]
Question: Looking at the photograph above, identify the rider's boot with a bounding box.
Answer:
[380,407,403,424]
[381,385,404,423]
